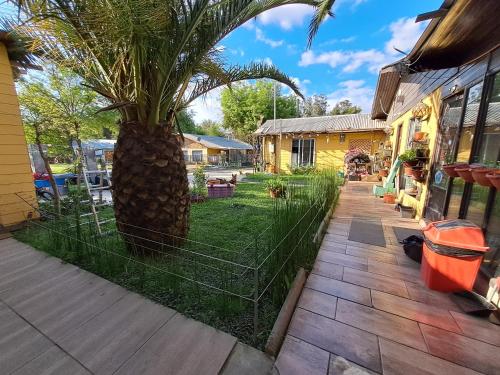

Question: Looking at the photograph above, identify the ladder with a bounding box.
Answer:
[72,143,114,235]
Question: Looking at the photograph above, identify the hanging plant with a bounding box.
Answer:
[412,102,432,120]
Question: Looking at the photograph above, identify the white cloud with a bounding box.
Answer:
[290,76,311,95]
[258,4,315,30]
[299,16,426,74]
[190,88,223,124]
[327,80,374,112]
[299,49,389,73]
[255,28,284,48]
[385,17,427,56]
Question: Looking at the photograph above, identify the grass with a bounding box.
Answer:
[49,163,74,174]
[15,171,340,348]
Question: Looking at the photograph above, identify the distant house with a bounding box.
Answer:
[254,114,388,174]
[178,134,253,166]
[0,31,38,231]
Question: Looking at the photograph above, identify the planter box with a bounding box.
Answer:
[399,205,415,218]
[471,168,495,187]
[207,184,235,198]
[487,171,500,190]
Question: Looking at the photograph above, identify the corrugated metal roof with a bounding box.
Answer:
[255,114,387,135]
[183,134,252,150]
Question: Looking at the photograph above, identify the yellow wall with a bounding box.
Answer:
[262,131,386,173]
[390,90,441,220]
[0,42,37,229]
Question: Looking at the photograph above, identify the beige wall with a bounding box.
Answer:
[0,42,38,229]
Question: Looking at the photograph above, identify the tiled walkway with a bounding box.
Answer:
[276,182,500,375]
[0,237,272,375]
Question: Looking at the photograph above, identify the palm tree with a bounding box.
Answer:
[10,0,335,254]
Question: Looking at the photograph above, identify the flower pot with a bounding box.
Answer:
[442,163,468,177]
[403,160,419,167]
[486,170,500,190]
[455,165,475,183]
[379,169,389,177]
[269,189,284,198]
[383,193,395,204]
[384,161,391,168]
[411,168,426,182]
[471,168,495,187]
[413,131,426,141]
[404,166,414,176]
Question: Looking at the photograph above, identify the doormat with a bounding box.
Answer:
[392,227,422,243]
[348,218,386,247]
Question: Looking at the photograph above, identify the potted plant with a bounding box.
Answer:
[379,169,389,177]
[411,168,426,182]
[265,177,287,198]
[399,149,418,167]
[384,160,391,168]
[442,153,466,177]
[486,169,500,190]
[413,131,426,141]
[383,193,395,204]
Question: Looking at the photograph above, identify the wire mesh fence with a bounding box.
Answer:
[14,170,340,348]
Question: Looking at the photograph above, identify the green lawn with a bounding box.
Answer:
[188,182,274,249]
[49,163,74,174]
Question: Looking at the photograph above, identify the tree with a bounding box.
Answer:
[221,81,299,139]
[176,110,198,134]
[14,0,334,252]
[199,120,225,136]
[329,100,362,115]
[19,68,118,159]
[302,94,328,117]
[19,81,63,216]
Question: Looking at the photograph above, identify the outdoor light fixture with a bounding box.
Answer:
[339,133,346,143]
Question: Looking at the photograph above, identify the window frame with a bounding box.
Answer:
[291,138,316,167]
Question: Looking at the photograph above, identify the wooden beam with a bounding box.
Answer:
[415,9,448,23]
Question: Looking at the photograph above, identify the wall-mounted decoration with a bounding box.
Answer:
[412,101,432,120]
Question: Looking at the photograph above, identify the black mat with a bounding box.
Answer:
[348,218,386,247]
[392,226,422,243]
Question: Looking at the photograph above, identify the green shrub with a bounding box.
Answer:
[265,177,287,197]
[192,165,207,196]
[288,164,317,175]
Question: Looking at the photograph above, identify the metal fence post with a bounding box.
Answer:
[253,238,259,344]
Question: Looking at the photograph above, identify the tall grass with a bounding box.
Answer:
[15,170,340,348]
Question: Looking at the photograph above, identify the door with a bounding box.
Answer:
[425,94,464,221]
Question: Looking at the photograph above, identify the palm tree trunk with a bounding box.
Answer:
[112,122,190,256]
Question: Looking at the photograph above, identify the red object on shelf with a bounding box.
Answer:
[421,220,489,292]
[486,170,500,190]
[442,163,468,178]
[471,167,494,187]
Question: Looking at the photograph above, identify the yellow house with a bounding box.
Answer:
[255,114,388,174]
[0,31,38,231]
[179,133,253,166]
[371,0,500,291]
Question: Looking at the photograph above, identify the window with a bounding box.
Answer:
[183,150,189,161]
[192,150,203,163]
[291,139,315,167]
[483,193,500,277]
[477,73,500,164]
[406,118,422,148]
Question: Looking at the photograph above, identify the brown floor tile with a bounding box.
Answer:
[275,336,329,375]
[323,234,349,244]
[346,242,401,255]
[336,299,427,352]
[321,242,347,254]
[371,291,461,333]
[288,308,381,373]
[450,311,500,346]
[298,288,337,320]
[404,281,461,312]
[394,254,420,269]
[312,261,344,281]
[421,324,500,375]
[307,274,372,306]
[342,268,409,298]
[345,246,398,265]
[379,338,480,375]
[367,259,422,285]
[317,251,368,271]
[329,355,378,375]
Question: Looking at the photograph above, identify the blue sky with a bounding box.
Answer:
[1,0,442,123]
[192,0,442,123]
